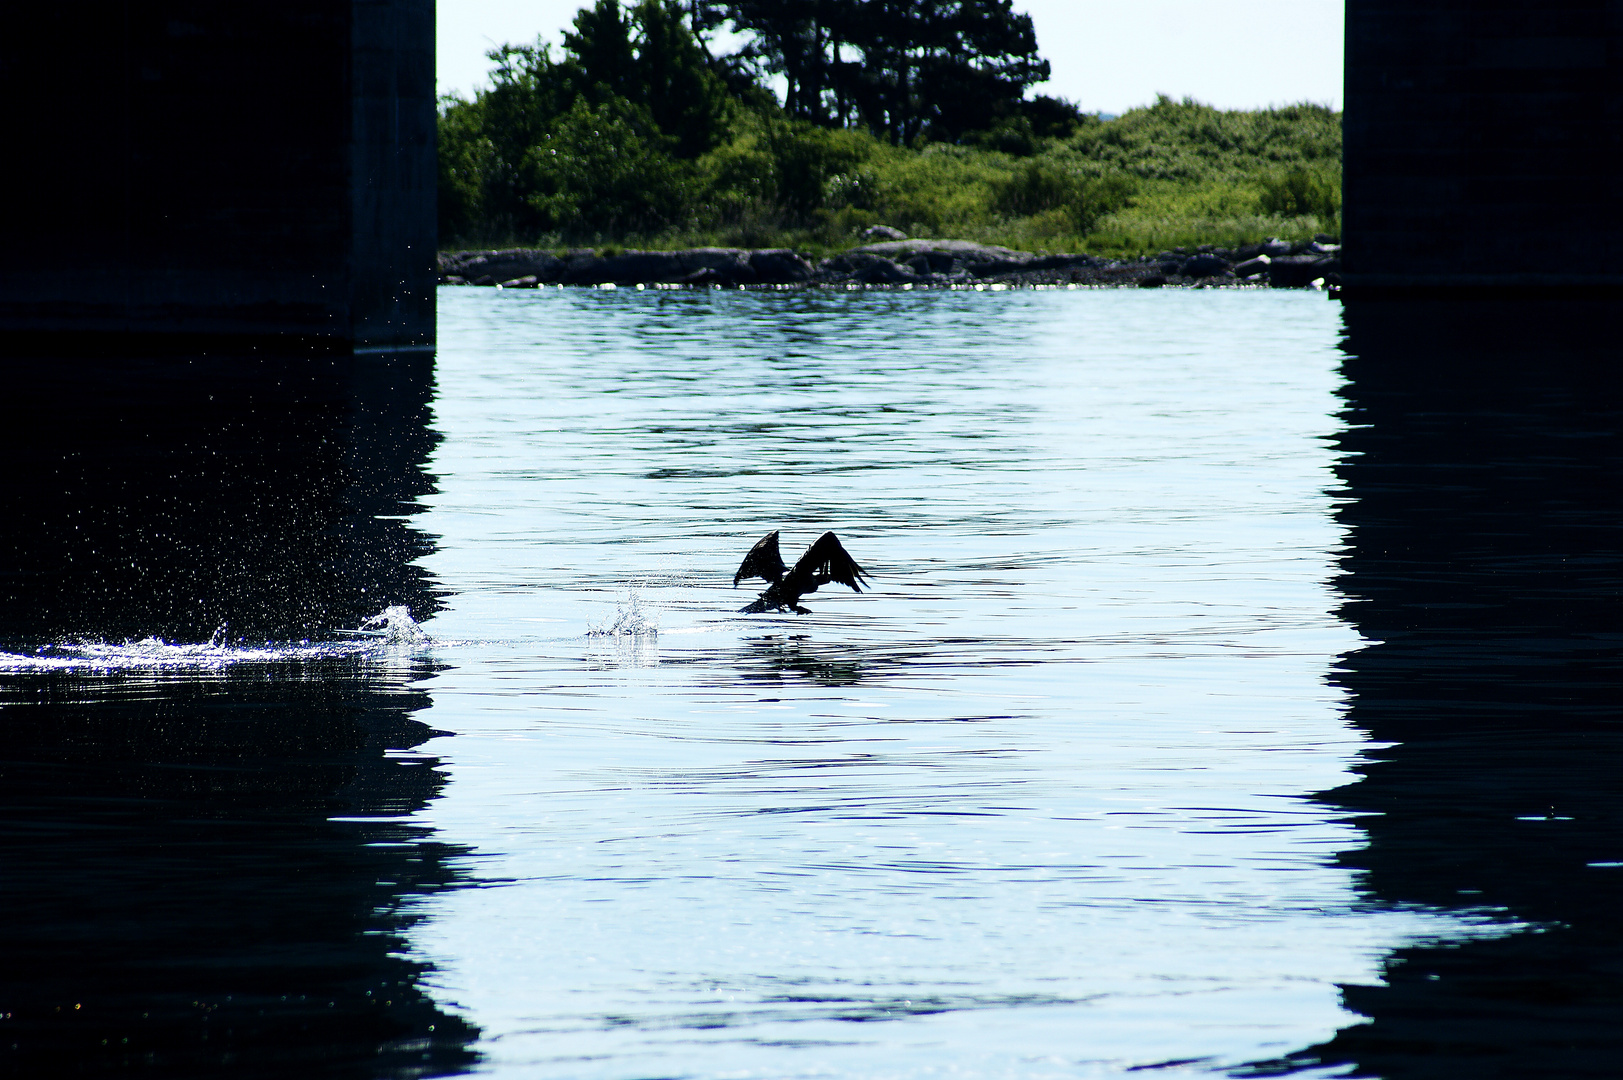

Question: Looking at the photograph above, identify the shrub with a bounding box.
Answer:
[994,162,1137,234]
[1258,165,1341,222]
[520,96,692,237]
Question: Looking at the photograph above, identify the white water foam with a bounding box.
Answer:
[0,606,433,673]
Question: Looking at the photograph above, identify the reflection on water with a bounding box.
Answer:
[738,634,873,687]
[0,352,477,1076]
[1255,302,1623,1076]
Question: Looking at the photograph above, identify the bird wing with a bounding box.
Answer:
[789,532,870,594]
[734,530,787,586]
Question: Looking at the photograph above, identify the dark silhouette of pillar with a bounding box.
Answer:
[1342,1,1623,297]
[0,3,435,349]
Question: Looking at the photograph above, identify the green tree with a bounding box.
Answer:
[712,0,1049,144]
[522,96,691,236]
[561,0,639,103]
[631,0,730,158]
[435,1,730,242]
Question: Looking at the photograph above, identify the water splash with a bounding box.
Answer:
[0,607,433,672]
[357,604,433,644]
[587,590,660,638]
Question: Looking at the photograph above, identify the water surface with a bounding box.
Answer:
[3,289,1615,1078]
[405,287,1487,1078]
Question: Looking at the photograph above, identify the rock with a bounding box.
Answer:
[435,237,1339,291]
[1180,253,1230,277]
[1024,253,1100,272]
[1267,254,1339,288]
[749,249,815,283]
[564,248,755,285]
[1232,254,1271,278]
[964,260,1031,279]
[817,249,924,283]
[851,238,1028,264]
[854,257,917,285]
[442,249,566,283]
[681,267,729,286]
[907,251,958,275]
[859,225,907,241]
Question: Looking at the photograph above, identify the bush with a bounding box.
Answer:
[1258,164,1340,223]
[521,97,692,237]
[439,16,1344,259]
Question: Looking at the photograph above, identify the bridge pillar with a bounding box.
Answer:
[1342,1,1622,298]
[1,3,435,350]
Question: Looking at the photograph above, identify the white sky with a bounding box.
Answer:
[437,1,1344,115]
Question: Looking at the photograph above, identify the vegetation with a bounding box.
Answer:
[439,1,1342,255]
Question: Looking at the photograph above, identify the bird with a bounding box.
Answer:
[733,530,870,614]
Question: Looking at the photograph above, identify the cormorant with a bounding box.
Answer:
[733,530,870,613]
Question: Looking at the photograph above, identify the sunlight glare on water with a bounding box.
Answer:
[406,287,1509,1078]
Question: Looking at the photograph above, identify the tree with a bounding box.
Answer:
[563,0,728,157]
[630,0,730,158]
[522,96,691,235]
[710,0,1050,144]
[435,1,729,241]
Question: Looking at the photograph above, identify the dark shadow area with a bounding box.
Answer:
[0,352,442,644]
[0,663,480,1077]
[1245,302,1623,1077]
[0,352,478,1075]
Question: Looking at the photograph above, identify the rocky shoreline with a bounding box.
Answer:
[439,236,1341,291]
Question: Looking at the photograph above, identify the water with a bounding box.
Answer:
[1,289,1617,1078]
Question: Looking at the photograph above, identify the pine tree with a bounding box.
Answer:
[709,0,1050,143]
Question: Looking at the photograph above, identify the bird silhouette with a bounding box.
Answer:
[733,530,870,613]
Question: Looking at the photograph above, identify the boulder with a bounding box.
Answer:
[851,238,1029,264]
[564,248,755,285]
[1024,253,1100,273]
[818,250,906,281]
[906,251,959,276]
[1267,254,1339,288]
[1180,253,1230,277]
[1232,255,1271,279]
[854,257,917,285]
[1258,237,1294,258]
[441,249,566,283]
[859,225,908,241]
[749,249,815,283]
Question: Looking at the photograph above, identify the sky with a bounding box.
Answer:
[436,1,1344,116]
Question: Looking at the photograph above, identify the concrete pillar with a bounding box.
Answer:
[1342,1,1623,297]
[0,3,435,349]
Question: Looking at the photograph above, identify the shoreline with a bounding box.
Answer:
[439,237,1342,291]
